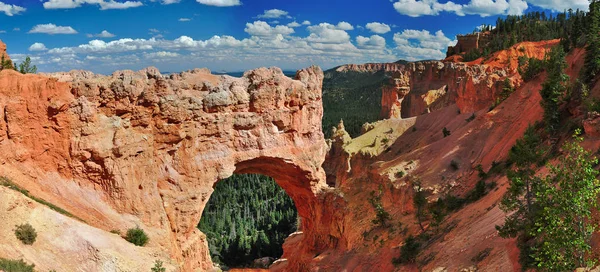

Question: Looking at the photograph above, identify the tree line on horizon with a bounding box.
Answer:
[462,8,588,61]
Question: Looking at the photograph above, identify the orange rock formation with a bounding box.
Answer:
[381,40,561,120]
[446,32,491,57]
[0,40,10,62]
[0,63,337,270]
[381,61,509,119]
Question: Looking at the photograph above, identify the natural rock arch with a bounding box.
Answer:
[0,66,337,271]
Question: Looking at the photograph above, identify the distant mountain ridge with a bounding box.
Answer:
[215,70,297,78]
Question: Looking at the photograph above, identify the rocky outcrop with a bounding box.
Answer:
[334,62,406,73]
[380,40,559,120]
[0,40,10,62]
[0,65,337,271]
[381,71,411,119]
[447,32,491,57]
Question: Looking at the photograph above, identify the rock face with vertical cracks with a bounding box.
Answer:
[0,65,334,271]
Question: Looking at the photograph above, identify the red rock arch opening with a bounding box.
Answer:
[196,156,324,270]
[234,157,319,225]
[199,157,313,269]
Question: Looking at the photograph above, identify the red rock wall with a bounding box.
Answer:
[0,38,578,272]
[380,61,510,119]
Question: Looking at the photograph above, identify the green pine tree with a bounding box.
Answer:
[585,0,600,84]
[496,125,543,268]
[18,56,37,74]
[540,46,569,134]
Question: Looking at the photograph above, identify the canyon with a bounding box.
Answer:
[1,36,599,272]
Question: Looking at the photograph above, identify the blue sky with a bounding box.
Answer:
[0,0,590,74]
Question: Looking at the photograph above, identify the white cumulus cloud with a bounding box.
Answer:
[43,0,143,10]
[99,1,142,9]
[527,0,588,12]
[244,21,294,37]
[393,29,452,60]
[257,9,291,19]
[144,51,180,58]
[29,24,78,35]
[196,0,241,7]
[337,22,354,31]
[356,35,386,49]
[0,1,26,16]
[306,23,351,44]
[29,43,48,51]
[392,0,530,17]
[87,30,116,38]
[366,22,391,34]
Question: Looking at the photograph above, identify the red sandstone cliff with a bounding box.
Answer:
[381,61,509,119]
[318,42,589,271]
[447,32,491,57]
[381,40,560,120]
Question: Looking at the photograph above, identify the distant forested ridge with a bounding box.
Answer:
[322,68,393,138]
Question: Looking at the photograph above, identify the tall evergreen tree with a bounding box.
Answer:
[496,125,543,268]
[540,46,569,135]
[0,55,13,70]
[585,0,600,84]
